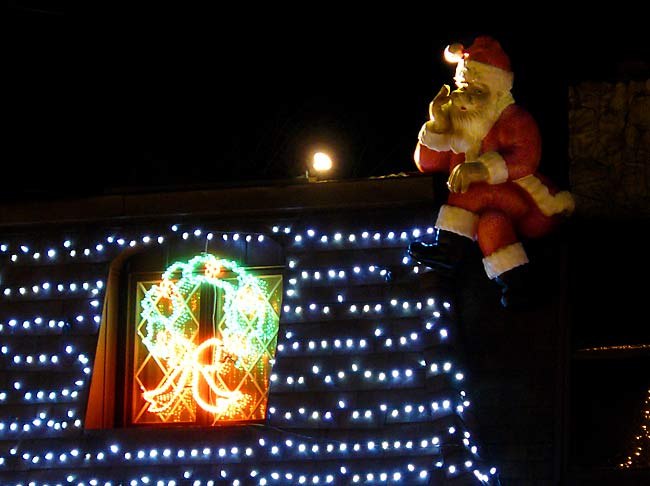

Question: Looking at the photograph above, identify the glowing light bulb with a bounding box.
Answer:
[312,152,333,172]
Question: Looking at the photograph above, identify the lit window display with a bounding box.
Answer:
[132,254,282,425]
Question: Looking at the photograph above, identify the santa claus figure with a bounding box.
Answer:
[408,36,574,308]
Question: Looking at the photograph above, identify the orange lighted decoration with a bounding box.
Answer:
[133,254,281,425]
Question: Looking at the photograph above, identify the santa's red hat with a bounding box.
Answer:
[445,36,514,93]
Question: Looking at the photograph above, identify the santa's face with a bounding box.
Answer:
[449,81,492,116]
[446,80,499,156]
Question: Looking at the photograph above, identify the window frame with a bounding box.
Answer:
[85,243,284,430]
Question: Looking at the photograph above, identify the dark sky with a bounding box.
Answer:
[6,5,649,200]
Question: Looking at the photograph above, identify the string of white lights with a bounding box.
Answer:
[0,220,499,486]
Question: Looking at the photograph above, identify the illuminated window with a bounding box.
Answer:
[86,246,283,429]
[130,254,282,425]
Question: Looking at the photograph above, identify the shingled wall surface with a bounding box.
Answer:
[2,176,543,486]
[569,79,650,219]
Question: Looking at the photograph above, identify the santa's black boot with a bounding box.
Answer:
[494,264,537,309]
[408,229,471,271]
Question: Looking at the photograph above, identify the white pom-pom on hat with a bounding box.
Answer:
[445,36,514,93]
[444,43,466,64]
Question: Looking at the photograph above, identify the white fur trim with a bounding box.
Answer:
[482,242,529,279]
[435,205,478,240]
[418,122,451,152]
[554,191,576,215]
[514,175,576,216]
[478,151,508,184]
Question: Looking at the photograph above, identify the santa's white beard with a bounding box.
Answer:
[448,102,500,156]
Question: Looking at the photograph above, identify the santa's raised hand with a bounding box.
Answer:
[425,84,452,134]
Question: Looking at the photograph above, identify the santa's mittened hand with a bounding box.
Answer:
[427,84,452,133]
[429,84,451,118]
[447,162,489,193]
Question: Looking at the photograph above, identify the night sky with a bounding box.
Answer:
[6,5,649,200]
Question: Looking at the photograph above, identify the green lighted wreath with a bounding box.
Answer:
[138,253,279,417]
[140,253,276,369]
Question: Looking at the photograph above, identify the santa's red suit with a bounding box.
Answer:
[411,36,574,287]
